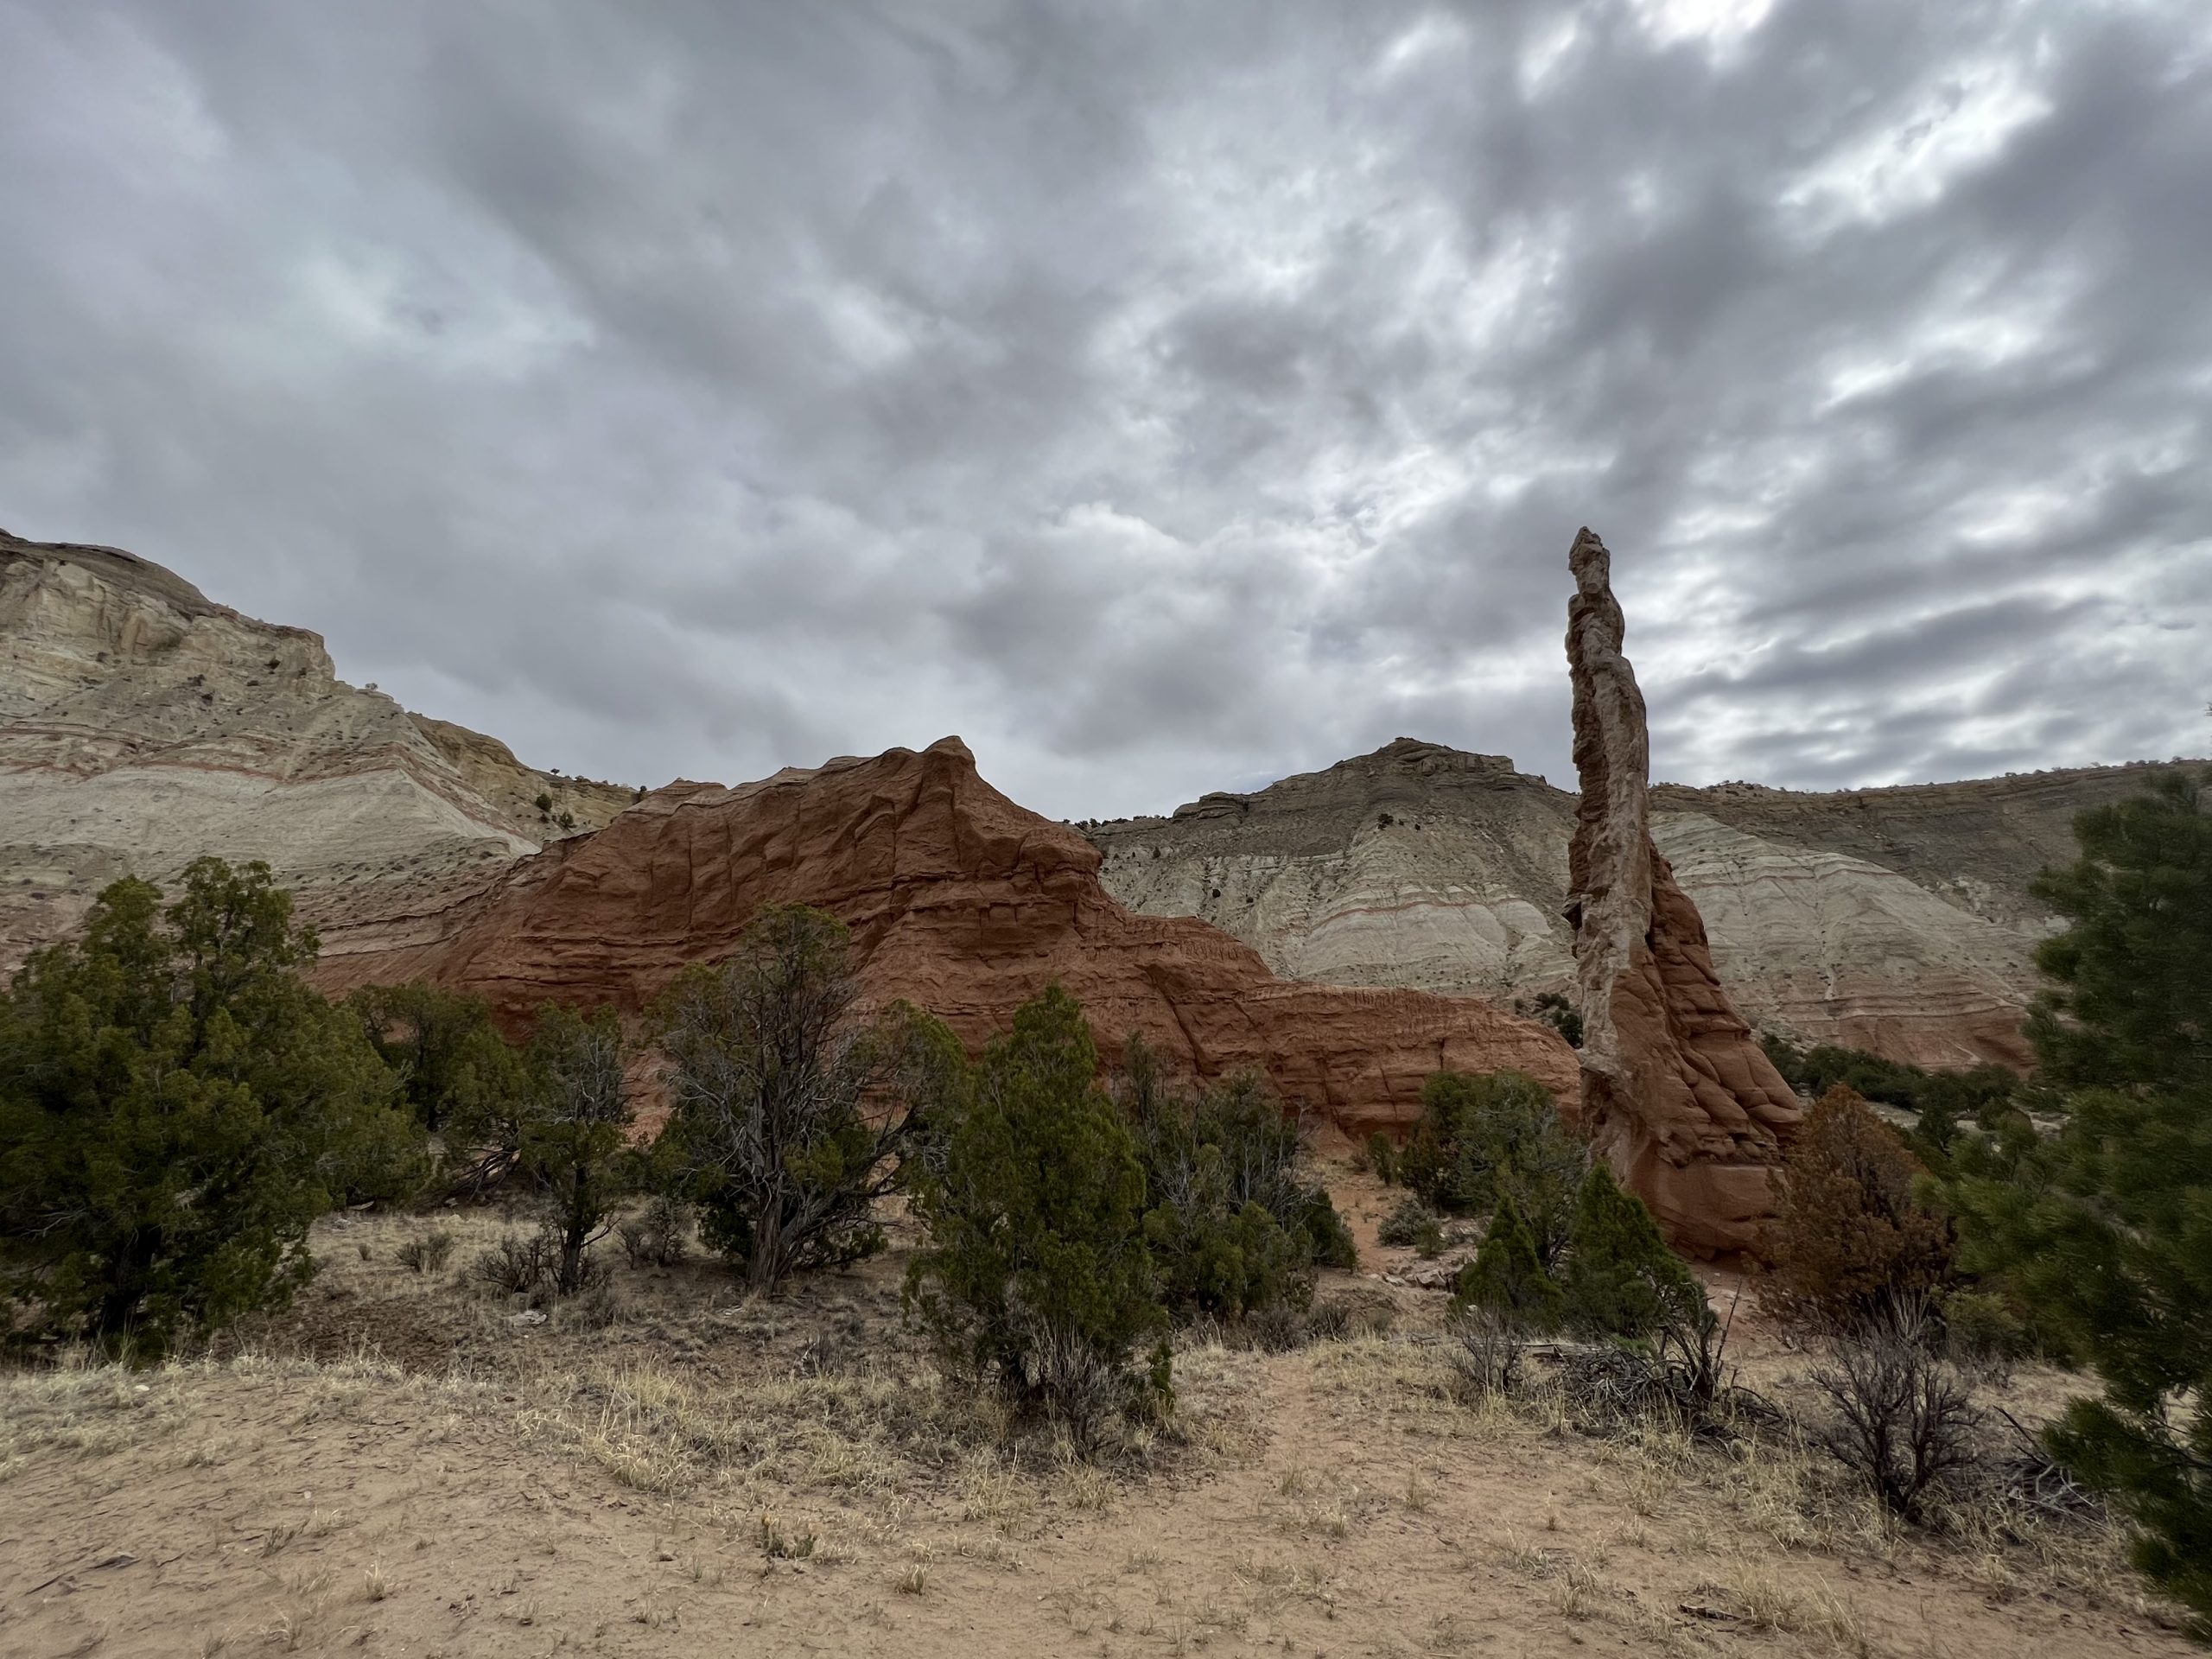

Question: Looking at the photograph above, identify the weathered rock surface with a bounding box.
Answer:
[1090,740,2186,1072]
[316,737,1580,1137]
[1565,528,1800,1258]
[0,530,630,969]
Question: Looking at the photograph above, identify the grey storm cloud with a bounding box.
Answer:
[1,0,2206,818]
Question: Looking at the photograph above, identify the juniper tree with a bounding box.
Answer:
[906,986,1166,1442]
[1453,1191,1564,1332]
[1764,1086,1954,1329]
[1561,1162,1707,1342]
[346,980,526,1142]
[516,1002,632,1295]
[1116,1042,1354,1318]
[0,860,414,1355]
[657,907,955,1294]
[1401,1069,1584,1266]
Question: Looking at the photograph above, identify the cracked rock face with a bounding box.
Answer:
[1565,529,1801,1258]
[318,736,1579,1139]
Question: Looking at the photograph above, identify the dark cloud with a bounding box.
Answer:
[1,0,2204,817]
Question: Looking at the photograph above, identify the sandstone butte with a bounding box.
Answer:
[1565,528,1802,1258]
[312,736,1580,1139]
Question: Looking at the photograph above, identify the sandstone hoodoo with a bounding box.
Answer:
[1565,528,1802,1258]
[315,736,1579,1136]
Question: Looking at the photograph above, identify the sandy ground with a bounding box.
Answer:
[0,1188,2194,1659]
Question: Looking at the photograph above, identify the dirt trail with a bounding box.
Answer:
[3,1333,2190,1659]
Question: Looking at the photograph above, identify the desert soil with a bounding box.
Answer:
[0,1173,2193,1659]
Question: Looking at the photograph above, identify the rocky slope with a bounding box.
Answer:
[1089,742,2190,1071]
[315,737,1579,1136]
[0,530,631,968]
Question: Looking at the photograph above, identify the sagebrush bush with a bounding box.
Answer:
[396,1229,455,1274]
[475,1231,551,1295]
[618,1196,692,1269]
[1763,1086,1954,1328]
[1377,1197,1445,1255]
[1809,1300,1984,1522]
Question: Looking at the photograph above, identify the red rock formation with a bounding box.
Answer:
[316,737,1577,1135]
[1565,530,1801,1258]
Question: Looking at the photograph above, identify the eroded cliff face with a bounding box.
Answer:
[316,737,1579,1138]
[1565,529,1799,1258]
[0,531,630,968]
[1090,738,2184,1072]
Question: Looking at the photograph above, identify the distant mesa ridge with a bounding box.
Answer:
[3,526,2198,1092]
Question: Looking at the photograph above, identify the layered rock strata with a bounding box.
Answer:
[0,530,630,970]
[1089,745,2184,1071]
[1564,529,1800,1258]
[315,737,1579,1137]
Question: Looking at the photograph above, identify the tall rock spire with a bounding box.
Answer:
[1566,528,1800,1257]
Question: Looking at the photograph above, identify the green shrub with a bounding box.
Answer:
[1452,1192,1563,1332]
[1364,1131,1399,1185]
[1946,766,2212,1633]
[1560,1164,1707,1341]
[1377,1197,1445,1255]
[346,981,526,1142]
[906,987,1167,1448]
[1764,1086,1954,1329]
[1759,1033,2020,1135]
[1529,990,1583,1049]
[0,860,417,1357]
[1400,1069,1584,1264]
[1938,1286,2027,1369]
[656,908,956,1294]
[517,1003,634,1295]
[1116,1045,1353,1319]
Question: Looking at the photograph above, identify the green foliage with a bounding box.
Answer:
[1399,1069,1584,1265]
[1376,1197,1444,1255]
[1942,766,2212,1633]
[1363,1130,1398,1185]
[516,1003,633,1295]
[1760,1031,2020,1150]
[1116,1044,1354,1319]
[0,860,415,1355]
[906,986,1166,1440]
[1560,1163,1707,1342]
[1452,1192,1563,1332]
[346,980,526,1142]
[1529,990,1583,1049]
[1764,1087,1954,1329]
[656,908,952,1293]
[2027,767,2211,1096]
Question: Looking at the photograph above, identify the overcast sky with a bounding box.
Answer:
[3,1,2206,818]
